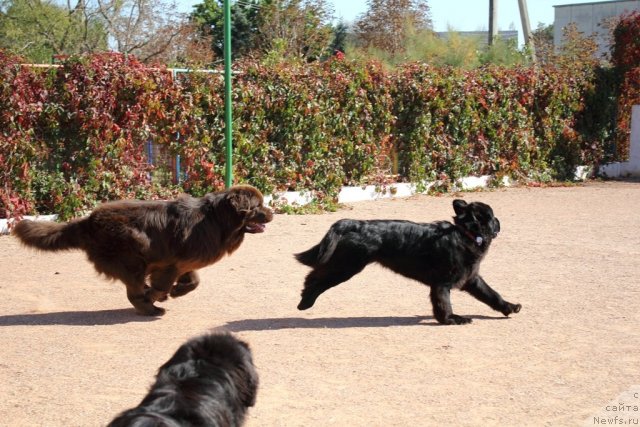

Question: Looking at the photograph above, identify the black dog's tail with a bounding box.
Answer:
[13,218,87,251]
[294,231,338,266]
[295,221,355,266]
[294,244,320,267]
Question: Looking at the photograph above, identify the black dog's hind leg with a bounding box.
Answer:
[298,260,368,310]
[170,271,200,298]
[430,286,472,325]
[461,276,521,317]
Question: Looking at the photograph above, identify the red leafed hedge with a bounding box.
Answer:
[612,11,640,160]
[0,50,617,219]
[611,11,640,71]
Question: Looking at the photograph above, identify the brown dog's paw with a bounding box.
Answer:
[170,282,198,298]
[145,287,169,303]
[135,305,166,316]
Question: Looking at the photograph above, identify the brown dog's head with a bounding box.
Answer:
[225,185,273,233]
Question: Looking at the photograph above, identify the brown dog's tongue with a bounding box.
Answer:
[245,223,266,233]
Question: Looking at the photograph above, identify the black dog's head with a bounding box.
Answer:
[452,199,500,246]
[225,185,273,233]
[156,332,259,408]
[108,332,259,427]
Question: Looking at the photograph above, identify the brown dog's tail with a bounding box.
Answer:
[13,219,87,251]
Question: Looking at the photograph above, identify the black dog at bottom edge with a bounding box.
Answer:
[108,333,258,427]
[295,199,521,325]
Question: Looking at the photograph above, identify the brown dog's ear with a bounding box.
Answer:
[228,186,265,215]
[453,199,468,216]
[227,191,252,216]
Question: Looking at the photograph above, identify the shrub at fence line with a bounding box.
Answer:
[0,50,613,219]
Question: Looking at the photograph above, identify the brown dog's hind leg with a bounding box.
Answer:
[96,261,164,316]
[121,272,166,316]
[170,271,200,298]
[126,289,165,316]
[146,266,179,304]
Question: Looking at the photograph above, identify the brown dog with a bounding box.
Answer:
[13,185,273,315]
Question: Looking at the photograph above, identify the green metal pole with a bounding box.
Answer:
[223,0,233,188]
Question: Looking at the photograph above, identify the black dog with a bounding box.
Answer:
[108,332,258,427]
[295,199,521,325]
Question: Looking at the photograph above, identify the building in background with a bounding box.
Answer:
[554,0,640,59]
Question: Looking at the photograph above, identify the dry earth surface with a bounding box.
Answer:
[1,181,639,427]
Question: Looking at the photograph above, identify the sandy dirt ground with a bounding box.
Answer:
[1,181,640,427]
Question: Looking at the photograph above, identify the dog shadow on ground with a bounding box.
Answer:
[0,308,159,326]
[222,314,508,332]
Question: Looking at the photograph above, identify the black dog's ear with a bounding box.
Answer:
[453,199,468,216]
[240,362,259,407]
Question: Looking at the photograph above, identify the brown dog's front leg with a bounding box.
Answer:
[170,271,200,298]
[430,286,472,325]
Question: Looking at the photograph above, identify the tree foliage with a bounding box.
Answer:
[353,0,432,56]
[191,0,262,59]
[96,0,187,63]
[0,0,195,64]
[256,0,334,61]
[0,0,107,62]
[531,23,554,65]
[191,0,334,62]
[330,19,348,54]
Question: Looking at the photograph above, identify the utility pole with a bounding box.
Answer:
[518,0,536,60]
[489,0,498,46]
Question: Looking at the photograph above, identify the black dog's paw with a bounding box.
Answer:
[444,314,472,325]
[501,303,522,316]
[297,298,314,310]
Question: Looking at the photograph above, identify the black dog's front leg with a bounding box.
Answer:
[462,276,521,317]
[430,286,472,325]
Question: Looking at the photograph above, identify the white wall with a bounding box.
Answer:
[554,0,640,59]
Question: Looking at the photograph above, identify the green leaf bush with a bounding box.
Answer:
[0,50,617,219]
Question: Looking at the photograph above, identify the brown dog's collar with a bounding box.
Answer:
[456,225,484,246]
